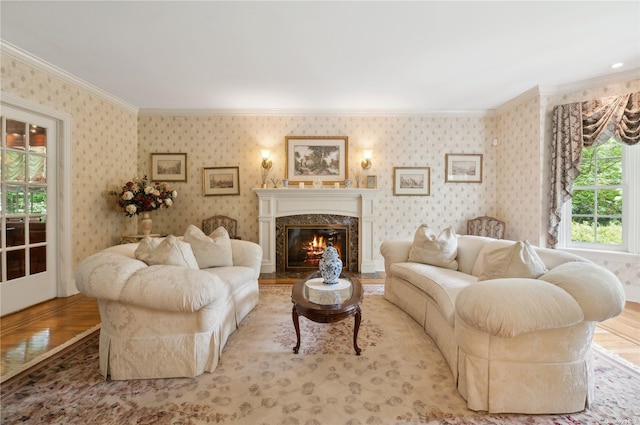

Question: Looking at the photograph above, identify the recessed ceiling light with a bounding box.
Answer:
[611,62,624,69]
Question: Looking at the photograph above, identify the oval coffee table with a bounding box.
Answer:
[291,271,363,355]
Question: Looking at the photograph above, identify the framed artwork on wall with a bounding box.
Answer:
[285,136,348,184]
[202,166,240,196]
[366,175,378,189]
[393,167,430,196]
[150,153,187,182]
[445,153,483,183]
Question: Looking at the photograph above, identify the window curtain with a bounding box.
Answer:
[548,92,640,248]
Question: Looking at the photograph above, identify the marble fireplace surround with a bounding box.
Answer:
[252,188,380,273]
[277,214,357,272]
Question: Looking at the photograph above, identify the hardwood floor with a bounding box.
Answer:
[593,301,640,365]
[1,276,638,380]
[0,294,100,379]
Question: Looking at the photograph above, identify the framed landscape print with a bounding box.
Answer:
[150,153,187,182]
[285,136,348,184]
[393,167,430,196]
[202,166,240,196]
[445,153,483,183]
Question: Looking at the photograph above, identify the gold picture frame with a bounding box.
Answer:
[285,136,348,184]
[150,153,187,182]
[202,166,240,196]
[445,153,483,183]
[393,167,430,196]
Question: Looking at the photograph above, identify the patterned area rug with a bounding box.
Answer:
[2,285,639,424]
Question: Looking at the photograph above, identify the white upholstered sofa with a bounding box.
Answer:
[381,229,625,414]
[75,226,262,380]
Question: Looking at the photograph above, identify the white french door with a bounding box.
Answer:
[1,106,57,315]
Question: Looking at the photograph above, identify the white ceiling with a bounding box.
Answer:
[1,1,639,113]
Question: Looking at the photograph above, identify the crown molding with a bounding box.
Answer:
[495,68,640,115]
[1,40,139,114]
[138,108,494,118]
[545,68,640,96]
[494,86,542,115]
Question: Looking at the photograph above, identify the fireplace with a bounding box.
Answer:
[277,213,357,271]
[285,225,348,271]
[253,188,379,273]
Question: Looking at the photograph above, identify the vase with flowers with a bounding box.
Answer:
[111,175,177,235]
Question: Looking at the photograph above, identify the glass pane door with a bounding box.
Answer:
[1,107,56,315]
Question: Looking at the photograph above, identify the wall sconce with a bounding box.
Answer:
[361,150,373,169]
[261,149,273,170]
[260,149,273,187]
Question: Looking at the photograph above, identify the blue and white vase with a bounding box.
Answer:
[319,242,342,285]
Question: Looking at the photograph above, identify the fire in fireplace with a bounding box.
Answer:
[275,214,359,272]
[285,225,348,271]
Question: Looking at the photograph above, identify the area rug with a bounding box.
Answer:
[1,285,639,425]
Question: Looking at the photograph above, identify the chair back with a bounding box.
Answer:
[202,215,238,239]
[467,216,505,239]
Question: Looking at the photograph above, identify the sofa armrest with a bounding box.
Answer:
[120,265,231,312]
[230,239,263,280]
[539,261,625,322]
[76,251,231,312]
[455,279,584,338]
[380,238,413,274]
[76,252,147,301]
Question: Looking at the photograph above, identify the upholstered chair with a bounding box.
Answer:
[203,215,239,239]
[467,216,505,239]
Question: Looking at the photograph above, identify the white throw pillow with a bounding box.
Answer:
[408,225,458,270]
[134,235,199,269]
[478,240,547,281]
[134,237,161,263]
[183,224,233,268]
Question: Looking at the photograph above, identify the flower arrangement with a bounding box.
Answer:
[111,175,177,217]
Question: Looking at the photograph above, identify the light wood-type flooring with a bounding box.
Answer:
[1,274,638,379]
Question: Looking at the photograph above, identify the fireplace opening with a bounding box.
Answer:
[276,214,358,273]
[285,225,348,271]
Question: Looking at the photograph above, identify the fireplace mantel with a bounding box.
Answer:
[252,188,380,273]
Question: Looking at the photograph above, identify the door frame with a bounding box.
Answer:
[1,91,74,298]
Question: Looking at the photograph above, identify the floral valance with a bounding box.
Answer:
[548,92,639,248]
[582,92,640,147]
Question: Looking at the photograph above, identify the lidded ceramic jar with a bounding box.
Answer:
[319,242,342,285]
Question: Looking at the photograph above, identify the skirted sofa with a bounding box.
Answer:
[75,225,262,380]
[381,226,625,414]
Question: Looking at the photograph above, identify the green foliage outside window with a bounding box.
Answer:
[30,189,47,214]
[571,140,623,245]
[4,186,46,215]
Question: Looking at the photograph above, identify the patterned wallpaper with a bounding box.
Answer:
[138,114,498,258]
[495,96,542,245]
[2,49,638,300]
[1,52,139,271]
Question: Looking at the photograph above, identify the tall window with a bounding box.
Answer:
[569,139,623,248]
[564,138,640,254]
[552,93,639,253]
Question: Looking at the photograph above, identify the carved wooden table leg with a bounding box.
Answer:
[353,306,362,355]
[292,306,301,354]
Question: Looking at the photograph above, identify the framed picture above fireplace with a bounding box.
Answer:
[285,136,348,185]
